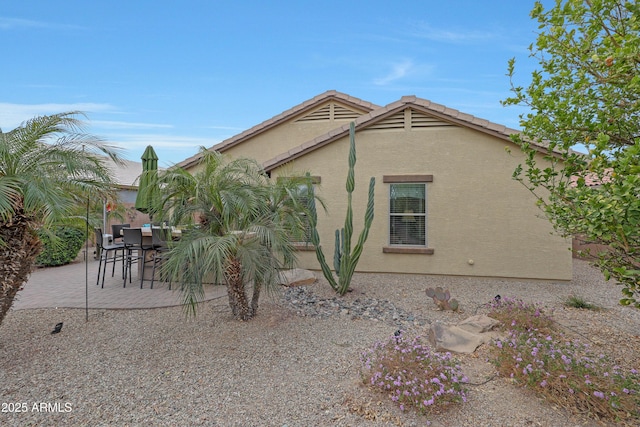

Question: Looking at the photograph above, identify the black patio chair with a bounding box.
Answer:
[111,223,130,244]
[95,228,125,288]
[150,228,173,289]
[122,228,154,288]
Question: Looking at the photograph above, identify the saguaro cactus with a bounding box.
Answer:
[307,122,375,295]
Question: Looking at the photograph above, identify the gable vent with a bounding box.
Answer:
[297,105,331,122]
[333,104,361,120]
[365,111,405,130]
[411,110,453,128]
[296,103,364,123]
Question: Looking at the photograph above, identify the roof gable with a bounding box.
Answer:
[263,95,523,172]
[175,90,378,169]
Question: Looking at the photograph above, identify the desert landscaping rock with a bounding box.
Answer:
[282,285,430,328]
[426,314,503,354]
[428,322,486,353]
[457,314,501,334]
[277,268,317,287]
[1,259,639,426]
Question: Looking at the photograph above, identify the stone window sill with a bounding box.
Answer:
[383,246,435,255]
[293,243,316,251]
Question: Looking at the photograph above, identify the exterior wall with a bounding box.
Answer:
[271,124,572,281]
[105,189,151,235]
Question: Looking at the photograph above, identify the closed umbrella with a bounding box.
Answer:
[135,145,159,219]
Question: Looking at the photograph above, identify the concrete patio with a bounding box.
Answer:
[12,249,227,310]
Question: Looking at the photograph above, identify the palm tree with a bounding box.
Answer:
[154,149,313,321]
[0,112,121,325]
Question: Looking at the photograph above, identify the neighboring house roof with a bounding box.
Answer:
[103,158,143,189]
[175,90,380,170]
[569,168,613,187]
[102,157,165,189]
[262,95,524,172]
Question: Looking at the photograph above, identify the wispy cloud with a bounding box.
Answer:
[372,59,436,87]
[106,133,217,164]
[107,133,215,150]
[410,22,497,44]
[0,102,116,130]
[92,120,174,130]
[204,125,245,131]
[373,60,414,85]
[0,16,83,31]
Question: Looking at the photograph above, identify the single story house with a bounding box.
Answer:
[177,91,572,281]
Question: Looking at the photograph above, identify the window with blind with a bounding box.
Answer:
[389,183,426,246]
[285,176,320,248]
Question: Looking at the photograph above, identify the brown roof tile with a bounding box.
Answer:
[570,169,613,187]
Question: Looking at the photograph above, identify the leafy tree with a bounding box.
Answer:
[0,112,121,325]
[153,149,313,320]
[504,0,640,306]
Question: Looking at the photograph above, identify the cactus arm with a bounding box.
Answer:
[307,189,338,291]
[343,122,357,258]
[333,229,342,275]
[345,122,357,194]
[339,176,375,290]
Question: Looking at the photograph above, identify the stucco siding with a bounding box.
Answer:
[272,124,572,281]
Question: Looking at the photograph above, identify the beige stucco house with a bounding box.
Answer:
[177,90,572,281]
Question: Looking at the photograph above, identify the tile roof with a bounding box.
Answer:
[174,90,379,169]
[101,157,165,189]
[172,90,565,173]
[262,95,525,172]
[569,168,613,187]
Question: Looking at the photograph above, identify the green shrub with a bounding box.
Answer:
[36,226,86,267]
[564,295,600,311]
[489,297,639,424]
[360,332,468,417]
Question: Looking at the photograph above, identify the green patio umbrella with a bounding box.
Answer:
[135,145,159,219]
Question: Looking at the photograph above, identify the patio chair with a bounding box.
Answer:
[95,228,126,288]
[150,228,173,289]
[111,223,130,244]
[122,228,154,288]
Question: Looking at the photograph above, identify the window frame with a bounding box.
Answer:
[290,176,321,250]
[383,175,434,255]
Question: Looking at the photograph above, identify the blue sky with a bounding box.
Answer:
[1,0,549,165]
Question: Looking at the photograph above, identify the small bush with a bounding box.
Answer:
[487,296,555,335]
[360,332,468,417]
[488,298,639,424]
[36,226,86,267]
[564,295,600,310]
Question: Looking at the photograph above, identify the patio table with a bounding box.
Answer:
[121,227,182,282]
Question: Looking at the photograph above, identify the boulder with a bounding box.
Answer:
[428,323,486,354]
[457,314,500,334]
[428,315,502,354]
[278,269,317,287]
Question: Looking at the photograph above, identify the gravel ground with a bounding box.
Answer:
[1,259,639,426]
